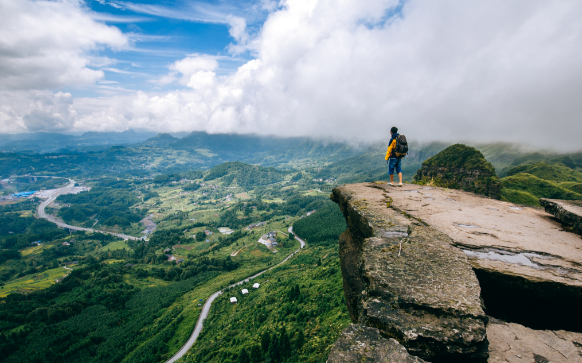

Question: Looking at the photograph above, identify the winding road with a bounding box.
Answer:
[36,180,306,362]
[37,179,138,241]
[165,226,305,363]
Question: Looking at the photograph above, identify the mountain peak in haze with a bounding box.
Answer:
[143,133,179,146]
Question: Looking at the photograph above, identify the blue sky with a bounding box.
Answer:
[76,0,269,97]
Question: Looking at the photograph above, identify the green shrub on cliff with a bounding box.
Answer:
[414,144,500,198]
[500,173,582,206]
[421,144,496,174]
[506,162,582,183]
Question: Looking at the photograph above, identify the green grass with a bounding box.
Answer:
[560,182,582,194]
[0,266,69,297]
[506,162,582,183]
[500,173,582,206]
[500,188,541,206]
[100,240,130,251]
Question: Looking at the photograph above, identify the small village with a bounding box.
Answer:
[229,282,261,304]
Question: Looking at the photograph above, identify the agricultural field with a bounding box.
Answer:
[4,139,580,362]
[0,266,70,297]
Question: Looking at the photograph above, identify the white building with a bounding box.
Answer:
[253,283,260,289]
[230,297,237,304]
[241,289,249,295]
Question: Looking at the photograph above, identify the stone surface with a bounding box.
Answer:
[326,324,427,363]
[331,182,582,362]
[540,198,582,234]
[414,144,501,199]
[331,183,489,362]
[487,318,582,363]
[379,183,582,332]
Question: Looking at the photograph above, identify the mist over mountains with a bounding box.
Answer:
[0,130,157,154]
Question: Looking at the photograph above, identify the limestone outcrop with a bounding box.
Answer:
[330,182,582,362]
[327,324,427,363]
[540,198,582,234]
[414,144,501,199]
[487,318,582,363]
[331,183,489,362]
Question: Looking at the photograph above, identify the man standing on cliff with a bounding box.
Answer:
[385,126,404,187]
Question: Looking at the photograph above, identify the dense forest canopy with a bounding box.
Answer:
[2,132,582,363]
[293,203,347,246]
[56,185,145,229]
[203,161,287,188]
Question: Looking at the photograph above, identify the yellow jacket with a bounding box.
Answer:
[385,138,396,160]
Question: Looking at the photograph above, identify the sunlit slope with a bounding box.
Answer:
[203,161,288,187]
[506,162,582,183]
[501,172,582,206]
[185,203,351,363]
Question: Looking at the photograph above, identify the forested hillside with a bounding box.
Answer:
[185,246,349,363]
[293,204,347,246]
[203,162,287,187]
[499,161,582,206]
[1,132,582,363]
[0,262,220,363]
[56,180,147,231]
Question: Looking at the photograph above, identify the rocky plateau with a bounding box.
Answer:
[327,182,582,363]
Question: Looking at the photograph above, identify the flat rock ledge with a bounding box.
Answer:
[540,198,582,234]
[487,318,582,363]
[327,324,427,363]
[330,182,582,363]
[331,183,489,362]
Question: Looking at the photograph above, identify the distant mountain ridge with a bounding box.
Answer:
[143,133,179,147]
[0,130,157,154]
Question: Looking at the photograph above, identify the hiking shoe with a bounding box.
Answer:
[387,182,394,186]
[398,183,403,187]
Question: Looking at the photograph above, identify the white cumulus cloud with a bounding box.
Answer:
[2,0,582,150]
[0,0,128,91]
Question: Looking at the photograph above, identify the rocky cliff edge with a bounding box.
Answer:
[328,182,582,363]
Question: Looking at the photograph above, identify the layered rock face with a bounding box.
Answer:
[330,183,489,362]
[328,182,582,363]
[540,198,582,234]
[327,324,427,363]
[487,318,582,363]
[414,144,501,199]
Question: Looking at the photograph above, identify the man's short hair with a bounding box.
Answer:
[390,127,398,134]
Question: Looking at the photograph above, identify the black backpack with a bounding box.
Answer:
[394,135,408,158]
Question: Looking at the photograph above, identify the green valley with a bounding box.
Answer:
[1,131,582,363]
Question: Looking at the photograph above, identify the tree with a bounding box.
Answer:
[279,326,291,359]
[261,332,271,352]
[238,348,250,363]
[267,332,280,362]
[295,329,305,350]
[249,344,263,363]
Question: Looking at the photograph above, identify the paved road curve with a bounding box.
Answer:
[37,179,138,241]
[165,226,305,363]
